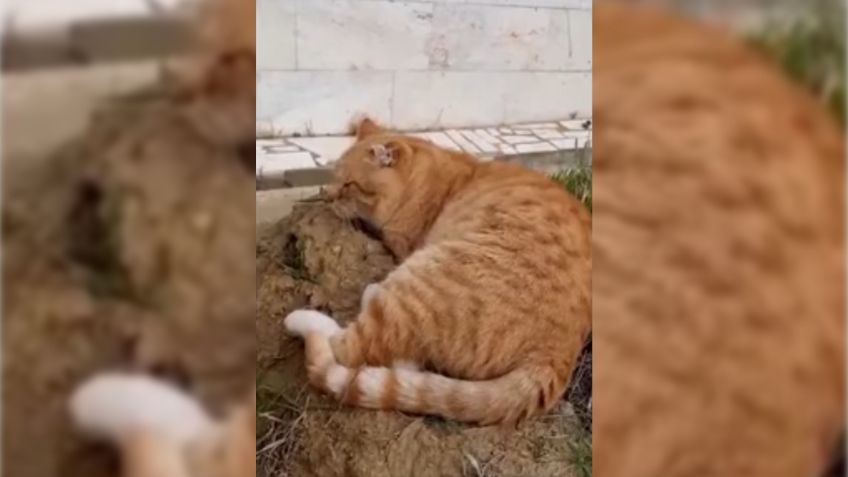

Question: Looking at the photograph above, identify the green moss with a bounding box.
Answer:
[568,434,593,477]
[551,166,592,213]
[67,181,134,299]
[281,233,309,280]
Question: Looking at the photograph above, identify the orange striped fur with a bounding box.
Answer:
[284,118,591,425]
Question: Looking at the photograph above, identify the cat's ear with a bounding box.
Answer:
[352,116,384,140]
[369,140,411,167]
[369,144,394,166]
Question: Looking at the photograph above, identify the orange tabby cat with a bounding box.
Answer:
[284,117,592,425]
[594,3,844,477]
[70,373,255,477]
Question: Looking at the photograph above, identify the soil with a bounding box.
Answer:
[256,203,590,477]
[2,72,256,476]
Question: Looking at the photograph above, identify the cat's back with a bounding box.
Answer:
[383,158,591,383]
[432,160,590,248]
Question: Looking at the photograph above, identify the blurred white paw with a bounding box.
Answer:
[69,373,214,445]
[284,309,340,337]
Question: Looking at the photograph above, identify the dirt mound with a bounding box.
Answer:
[257,203,590,477]
[3,72,255,475]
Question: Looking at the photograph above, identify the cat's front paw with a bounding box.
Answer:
[284,309,341,337]
[69,373,214,445]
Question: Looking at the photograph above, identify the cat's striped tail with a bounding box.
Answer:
[301,331,565,425]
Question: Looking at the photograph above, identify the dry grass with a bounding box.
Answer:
[564,336,592,433]
[256,379,309,477]
[532,402,593,477]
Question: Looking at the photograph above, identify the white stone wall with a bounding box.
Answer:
[257,0,592,136]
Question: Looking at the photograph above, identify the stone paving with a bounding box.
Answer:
[256,118,592,182]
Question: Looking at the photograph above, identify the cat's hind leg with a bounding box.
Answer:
[284,300,410,404]
[284,304,396,370]
[284,309,353,394]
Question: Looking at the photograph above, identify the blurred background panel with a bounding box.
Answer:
[2,1,256,476]
[2,0,192,164]
[627,0,845,123]
[2,0,191,71]
[593,1,845,477]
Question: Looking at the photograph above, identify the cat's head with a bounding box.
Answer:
[324,117,473,238]
[323,117,416,226]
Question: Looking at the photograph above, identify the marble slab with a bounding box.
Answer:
[502,71,592,122]
[392,71,507,130]
[256,0,593,135]
[297,0,433,70]
[568,9,592,69]
[257,0,296,69]
[429,4,571,71]
[257,70,394,136]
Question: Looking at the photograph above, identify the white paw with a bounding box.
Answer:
[69,373,214,445]
[360,283,380,309]
[284,309,341,337]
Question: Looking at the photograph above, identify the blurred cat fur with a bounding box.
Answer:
[594,3,844,477]
[70,373,255,477]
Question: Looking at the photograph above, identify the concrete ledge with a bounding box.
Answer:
[257,186,322,229]
[257,168,334,191]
